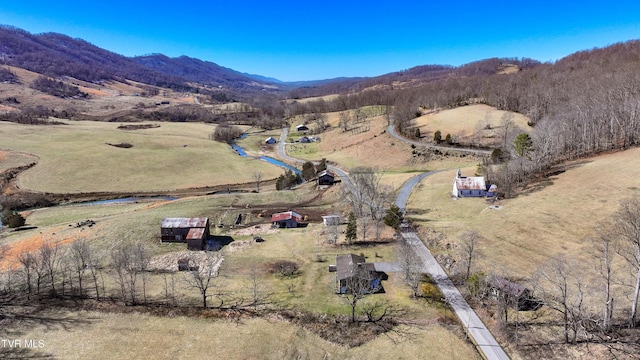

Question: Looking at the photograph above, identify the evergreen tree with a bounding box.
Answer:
[383,205,404,230]
[345,212,357,244]
[433,130,442,143]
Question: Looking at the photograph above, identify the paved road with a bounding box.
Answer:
[396,174,510,360]
[280,125,509,359]
[387,124,493,156]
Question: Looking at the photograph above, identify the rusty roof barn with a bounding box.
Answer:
[271,211,304,228]
[161,217,210,250]
[452,169,497,198]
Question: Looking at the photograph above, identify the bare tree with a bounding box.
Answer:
[247,266,271,311]
[339,111,350,132]
[592,223,615,332]
[499,112,515,150]
[397,240,422,297]
[346,167,389,241]
[17,250,35,298]
[612,196,640,328]
[253,171,263,193]
[337,265,377,322]
[184,252,221,308]
[459,231,482,281]
[111,246,130,304]
[69,240,91,296]
[133,243,151,304]
[533,255,587,343]
[40,241,62,297]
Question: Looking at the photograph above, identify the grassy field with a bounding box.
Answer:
[0,177,480,359]
[413,104,532,147]
[8,309,479,360]
[406,147,640,280]
[0,121,283,193]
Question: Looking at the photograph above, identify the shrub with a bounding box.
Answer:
[30,76,88,98]
[269,260,300,277]
[1,210,26,228]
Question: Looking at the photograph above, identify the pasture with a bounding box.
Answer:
[406,147,640,279]
[413,104,532,147]
[0,121,283,193]
[0,178,480,359]
[9,310,479,360]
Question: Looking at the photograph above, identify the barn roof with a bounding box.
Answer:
[454,176,486,190]
[161,217,209,228]
[271,211,303,223]
[491,277,528,297]
[186,228,205,240]
[318,170,335,178]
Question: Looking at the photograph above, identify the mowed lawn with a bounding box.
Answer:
[406,147,640,280]
[0,121,282,193]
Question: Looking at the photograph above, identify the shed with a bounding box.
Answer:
[322,215,341,226]
[271,211,304,228]
[452,169,497,197]
[296,124,309,132]
[299,136,311,143]
[265,136,277,144]
[317,170,336,186]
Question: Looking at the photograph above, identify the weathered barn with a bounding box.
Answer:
[265,136,277,144]
[317,170,336,186]
[271,211,304,228]
[452,169,497,197]
[490,276,541,310]
[161,217,210,250]
[330,254,385,294]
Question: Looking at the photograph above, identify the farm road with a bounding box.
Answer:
[395,173,509,360]
[278,128,355,193]
[387,124,493,156]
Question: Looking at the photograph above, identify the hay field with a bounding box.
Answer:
[406,147,640,279]
[413,104,532,146]
[0,121,282,193]
[10,310,479,360]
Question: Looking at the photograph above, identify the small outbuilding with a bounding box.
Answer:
[265,136,277,144]
[296,124,309,132]
[452,169,497,198]
[271,211,304,228]
[317,170,336,186]
[490,276,541,310]
[299,136,311,143]
[322,214,341,226]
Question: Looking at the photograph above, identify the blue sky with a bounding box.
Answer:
[1,1,640,81]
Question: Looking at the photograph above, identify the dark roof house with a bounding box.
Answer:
[265,136,277,144]
[330,254,385,294]
[317,170,335,186]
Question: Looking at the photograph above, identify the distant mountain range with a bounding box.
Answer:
[0,24,541,99]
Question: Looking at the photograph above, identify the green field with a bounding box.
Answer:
[0,121,283,193]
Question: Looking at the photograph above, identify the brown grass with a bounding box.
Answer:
[413,104,532,147]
